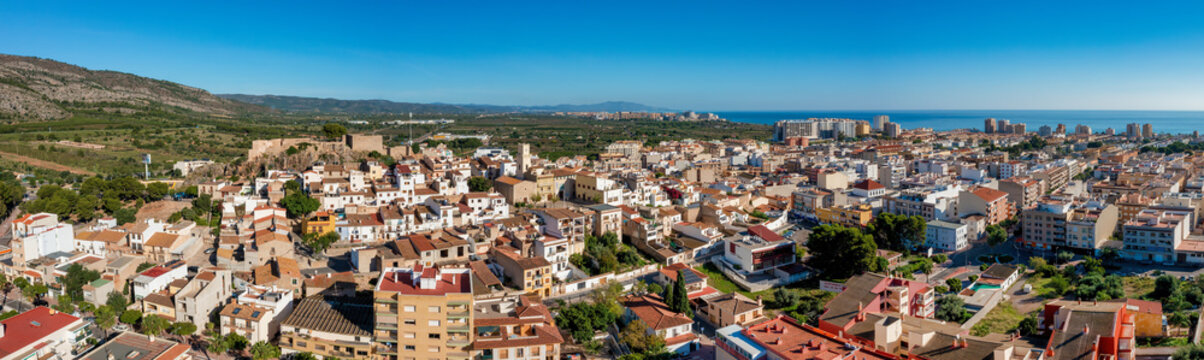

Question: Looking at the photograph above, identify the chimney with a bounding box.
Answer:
[756,295,763,306]
[1082,325,1089,335]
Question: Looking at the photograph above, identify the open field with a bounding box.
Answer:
[0,110,771,182]
[971,302,1028,336]
[0,150,95,175]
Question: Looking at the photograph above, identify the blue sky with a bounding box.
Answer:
[4,1,1204,110]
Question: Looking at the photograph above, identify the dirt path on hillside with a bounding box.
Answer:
[0,151,96,175]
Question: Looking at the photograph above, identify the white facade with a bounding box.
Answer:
[10,213,74,263]
[925,220,968,252]
[132,264,188,300]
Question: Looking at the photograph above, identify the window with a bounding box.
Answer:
[404,345,416,351]
[428,306,440,312]
[428,346,440,353]
[428,320,440,326]
[404,332,416,339]
[429,333,441,339]
[404,319,417,325]
[404,305,416,312]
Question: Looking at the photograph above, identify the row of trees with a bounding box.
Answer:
[661,270,692,317]
[1029,256,1124,301]
[20,176,178,224]
[556,283,623,347]
[806,224,878,279]
[0,172,22,219]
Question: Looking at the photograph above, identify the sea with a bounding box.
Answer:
[711,110,1204,135]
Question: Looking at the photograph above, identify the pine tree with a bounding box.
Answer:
[671,270,692,316]
[662,277,677,311]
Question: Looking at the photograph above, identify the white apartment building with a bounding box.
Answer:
[132,262,188,300]
[1123,208,1193,264]
[10,213,74,266]
[925,219,968,252]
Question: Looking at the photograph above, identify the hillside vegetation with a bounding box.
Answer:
[0,54,264,121]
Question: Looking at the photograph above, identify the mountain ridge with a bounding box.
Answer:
[0,54,264,121]
[219,94,677,114]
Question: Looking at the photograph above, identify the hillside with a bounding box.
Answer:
[219,94,675,114]
[0,54,264,121]
[218,94,496,114]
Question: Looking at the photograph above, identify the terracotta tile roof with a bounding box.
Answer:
[748,225,784,242]
[620,294,693,331]
[971,186,1009,202]
[145,232,180,248]
[495,176,523,186]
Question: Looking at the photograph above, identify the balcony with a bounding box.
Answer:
[376,344,399,355]
[448,335,471,346]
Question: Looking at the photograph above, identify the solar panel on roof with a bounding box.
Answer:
[680,269,703,284]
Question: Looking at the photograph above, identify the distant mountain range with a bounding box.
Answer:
[218,94,676,114]
[0,53,675,121]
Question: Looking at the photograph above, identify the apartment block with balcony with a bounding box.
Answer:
[530,208,586,253]
[1021,196,1120,252]
[470,296,563,360]
[490,246,554,297]
[374,266,474,360]
[586,204,623,241]
[816,204,873,228]
[1123,208,1193,264]
[219,285,295,344]
[885,186,959,221]
[817,273,935,335]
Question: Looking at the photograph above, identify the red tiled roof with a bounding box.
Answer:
[971,187,1009,202]
[853,179,884,190]
[621,294,693,331]
[748,225,784,242]
[377,268,470,295]
[0,307,81,358]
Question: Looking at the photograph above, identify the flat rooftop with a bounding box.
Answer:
[376,267,470,295]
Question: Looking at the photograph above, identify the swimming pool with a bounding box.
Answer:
[969,283,1001,291]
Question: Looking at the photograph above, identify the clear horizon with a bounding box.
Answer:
[6,1,1204,111]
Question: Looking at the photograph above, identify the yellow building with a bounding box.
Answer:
[855,121,871,136]
[816,204,874,228]
[374,266,474,360]
[303,211,336,235]
[491,246,554,298]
